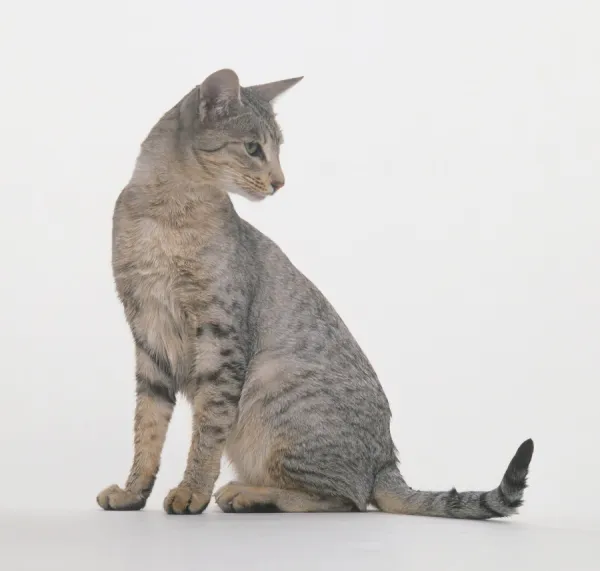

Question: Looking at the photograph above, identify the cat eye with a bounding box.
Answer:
[244,141,263,158]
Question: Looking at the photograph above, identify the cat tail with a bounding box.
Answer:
[371,439,534,519]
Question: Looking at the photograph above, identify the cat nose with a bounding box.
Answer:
[270,178,285,193]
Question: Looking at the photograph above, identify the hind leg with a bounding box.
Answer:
[214,482,356,513]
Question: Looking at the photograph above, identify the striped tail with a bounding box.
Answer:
[372,439,534,519]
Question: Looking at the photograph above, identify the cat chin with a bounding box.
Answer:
[228,186,269,203]
[218,178,271,202]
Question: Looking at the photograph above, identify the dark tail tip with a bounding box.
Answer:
[510,438,534,471]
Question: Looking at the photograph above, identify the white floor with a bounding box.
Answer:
[1,508,598,571]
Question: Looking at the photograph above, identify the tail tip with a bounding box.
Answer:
[513,438,534,470]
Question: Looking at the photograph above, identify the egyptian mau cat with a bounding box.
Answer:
[97,69,534,517]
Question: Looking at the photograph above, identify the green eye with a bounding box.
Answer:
[244,141,262,158]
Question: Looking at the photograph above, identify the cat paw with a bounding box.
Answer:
[215,482,279,513]
[97,484,146,511]
[163,485,210,515]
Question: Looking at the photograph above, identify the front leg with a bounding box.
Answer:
[97,349,175,511]
[164,323,245,515]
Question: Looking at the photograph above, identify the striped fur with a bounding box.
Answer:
[372,439,534,519]
[96,69,534,519]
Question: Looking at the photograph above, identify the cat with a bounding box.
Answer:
[97,69,534,517]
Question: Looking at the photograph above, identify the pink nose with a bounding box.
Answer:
[271,179,285,193]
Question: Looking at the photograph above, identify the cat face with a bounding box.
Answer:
[188,69,302,201]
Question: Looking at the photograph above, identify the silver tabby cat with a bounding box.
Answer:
[97,69,534,517]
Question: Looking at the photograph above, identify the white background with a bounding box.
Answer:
[1,0,599,550]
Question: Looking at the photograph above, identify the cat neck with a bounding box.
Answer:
[125,164,235,230]
[126,148,235,227]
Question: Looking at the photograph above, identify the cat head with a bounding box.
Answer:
[178,69,302,201]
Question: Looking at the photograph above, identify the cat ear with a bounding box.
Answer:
[247,76,303,103]
[199,69,241,119]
